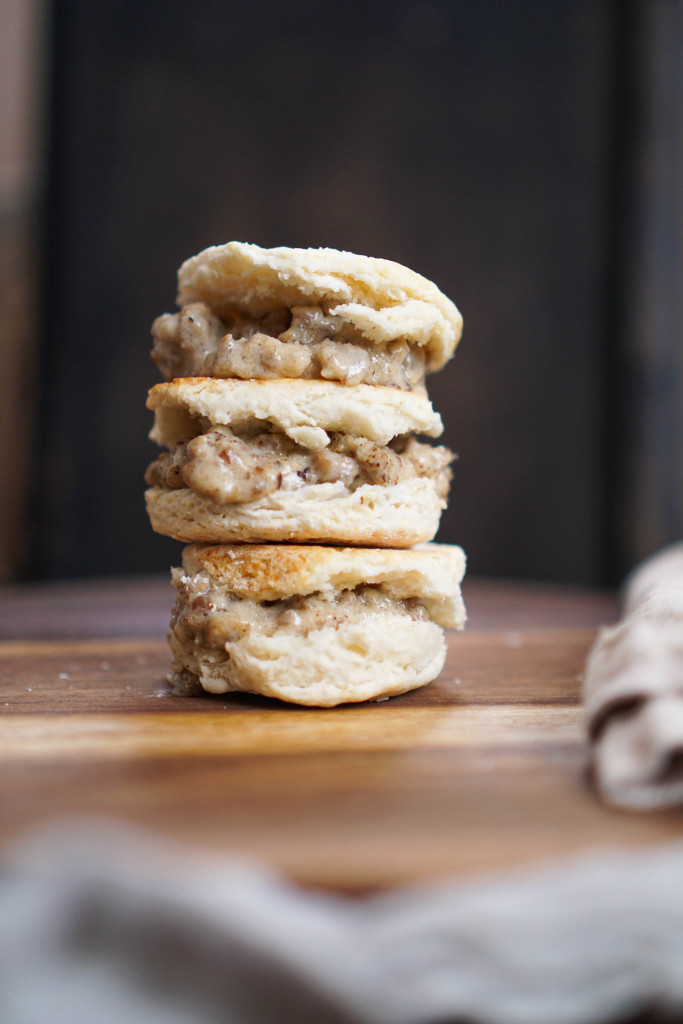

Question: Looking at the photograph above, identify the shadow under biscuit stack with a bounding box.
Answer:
[145,243,467,706]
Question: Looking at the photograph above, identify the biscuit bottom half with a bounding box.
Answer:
[146,477,448,547]
[167,543,466,707]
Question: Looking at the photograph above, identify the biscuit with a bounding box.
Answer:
[168,543,466,706]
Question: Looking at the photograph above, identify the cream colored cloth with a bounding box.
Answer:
[584,542,683,808]
[2,821,683,1024]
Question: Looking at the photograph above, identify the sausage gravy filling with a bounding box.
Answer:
[145,427,454,506]
[152,302,427,391]
[170,570,429,650]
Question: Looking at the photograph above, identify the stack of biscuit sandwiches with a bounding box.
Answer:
[145,243,467,706]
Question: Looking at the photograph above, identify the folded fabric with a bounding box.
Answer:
[2,821,683,1024]
[584,542,683,808]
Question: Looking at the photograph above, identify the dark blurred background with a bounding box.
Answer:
[1,0,681,586]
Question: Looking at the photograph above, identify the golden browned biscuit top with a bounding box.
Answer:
[182,542,466,628]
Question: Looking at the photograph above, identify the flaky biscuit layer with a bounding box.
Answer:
[145,476,447,549]
[148,377,442,451]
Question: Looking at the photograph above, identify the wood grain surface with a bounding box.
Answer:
[1,624,681,892]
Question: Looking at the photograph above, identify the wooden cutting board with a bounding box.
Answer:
[1,628,681,891]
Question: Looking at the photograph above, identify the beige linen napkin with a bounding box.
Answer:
[584,542,683,808]
[2,821,683,1024]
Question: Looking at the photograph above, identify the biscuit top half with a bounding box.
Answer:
[181,542,467,629]
[147,377,443,451]
[176,242,463,372]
